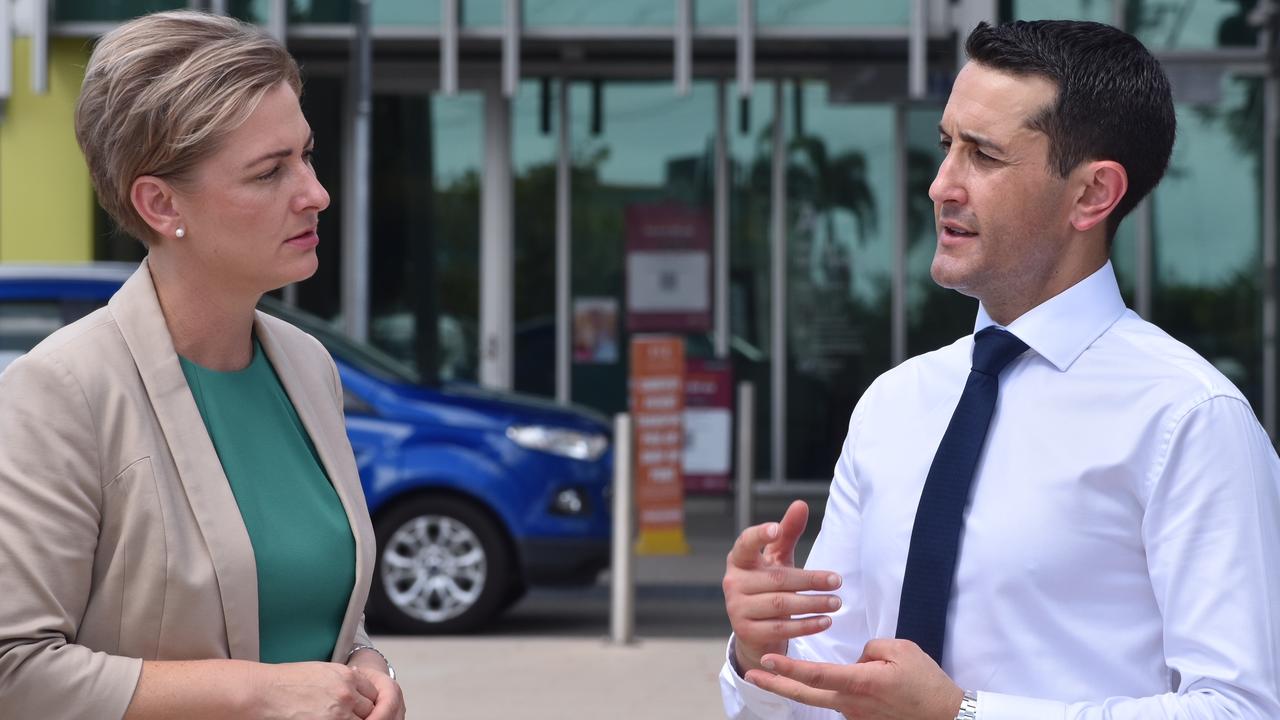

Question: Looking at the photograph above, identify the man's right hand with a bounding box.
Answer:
[723,499,843,675]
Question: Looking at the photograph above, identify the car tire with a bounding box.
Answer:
[368,495,512,634]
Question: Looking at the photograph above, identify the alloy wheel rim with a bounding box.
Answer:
[382,514,488,623]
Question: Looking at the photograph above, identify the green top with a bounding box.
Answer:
[180,339,355,664]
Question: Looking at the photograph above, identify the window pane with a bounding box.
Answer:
[1151,74,1263,409]
[463,0,504,27]
[699,0,908,26]
[568,80,717,417]
[54,0,185,22]
[1129,0,1259,49]
[277,0,436,24]
[729,84,776,481]
[905,105,976,356]
[526,0,673,27]
[1009,0,1113,23]
[784,83,895,479]
[513,79,560,398]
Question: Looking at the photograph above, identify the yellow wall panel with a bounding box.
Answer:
[0,38,93,262]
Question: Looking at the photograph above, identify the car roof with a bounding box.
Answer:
[0,262,138,283]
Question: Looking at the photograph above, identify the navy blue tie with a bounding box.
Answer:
[895,326,1028,664]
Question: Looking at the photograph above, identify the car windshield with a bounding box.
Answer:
[258,296,423,387]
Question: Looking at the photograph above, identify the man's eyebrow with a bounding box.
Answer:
[937,124,1008,156]
[244,132,316,169]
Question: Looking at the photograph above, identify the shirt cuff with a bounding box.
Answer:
[720,635,796,718]
[976,691,1068,720]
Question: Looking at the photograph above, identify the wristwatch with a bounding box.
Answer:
[955,689,978,720]
[348,643,397,681]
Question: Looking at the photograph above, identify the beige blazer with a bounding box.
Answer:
[0,261,377,720]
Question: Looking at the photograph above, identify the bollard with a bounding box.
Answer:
[609,412,635,644]
[735,382,755,535]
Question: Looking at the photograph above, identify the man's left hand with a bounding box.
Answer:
[744,638,964,720]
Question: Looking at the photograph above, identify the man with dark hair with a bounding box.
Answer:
[720,20,1280,720]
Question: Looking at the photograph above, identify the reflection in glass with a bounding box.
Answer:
[1152,74,1263,409]
[566,81,717,416]
[1128,0,1259,49]
[463,0,504,27]
[526,0,672,27]
[512,81,560,398]
[1010,0,1113,23]
[698,0,907,26]
[784,84,895,479]
[55,0,185,21]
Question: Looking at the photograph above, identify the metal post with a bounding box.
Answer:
[441,0,459,96]
[675,0,692,96]
[341,0,372,342]
[480,86,514,390]
[714,80,730,358]
[30,0,46,94]
[556,78,572,404]
[0,0,12,118]
[909,0,928,99]
[208,0,228,15]
[266,0,287,43]
[770,81,787,485]
[736,0,754,98]
[503,0,521,98]
[892,103,908,365]
[609,413,635,644]
[1263,71,1278,438]
[735,382,755,534]
[1135,196,1152,319]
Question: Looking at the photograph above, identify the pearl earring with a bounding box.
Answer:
[175,227,186,238]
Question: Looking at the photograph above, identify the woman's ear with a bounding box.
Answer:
[1070,160,1128,233]
[130,175,184,241]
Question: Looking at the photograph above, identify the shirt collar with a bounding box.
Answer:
[974,261,1128,372]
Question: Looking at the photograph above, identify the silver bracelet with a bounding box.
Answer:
[955,689,978,720]
[347,643,396,681]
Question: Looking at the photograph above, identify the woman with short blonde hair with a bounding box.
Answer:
[0,11,403,720]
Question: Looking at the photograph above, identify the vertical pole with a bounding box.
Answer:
[736,0,754,99]
[342,0,373,342]
[610,413,635,644]
[1135,197,1152,320]
[1263,70,1278,438]
[556,78,572,403]
[735,382,755,534]
[0,0,12,119]
[770,81,787,485]
[503,0,521,98]
[267,0,287,42]
[892,103,908,365]
[675,0,693,96]
[441,0,459,96]
[480,87,514,390]
[909,0,928,99]
[715,80,730,358]
[30,0,47,94]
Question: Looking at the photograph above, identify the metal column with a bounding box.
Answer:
[441,0,459,96]
[770,81,787,485]
[503,0,521,97]
[266,0,287,43]
[675,0,692,96]
[892,104,908,366]
[1263,71,1278,438]
[556,78,572,404]
[480,87,515,390]
[736,0,754,98]
[341,0,372,343]
[715,81,730,359]
[30,0,47,94]
[909,0,928,99]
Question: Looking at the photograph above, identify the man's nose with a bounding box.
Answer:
[928,153,967,206]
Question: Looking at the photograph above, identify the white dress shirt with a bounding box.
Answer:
[721,262,1280,719]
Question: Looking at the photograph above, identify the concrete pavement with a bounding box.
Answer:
[371,495,829,719]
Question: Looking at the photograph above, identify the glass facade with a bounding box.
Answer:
[76,0,1279,477]
[55,0,186,22]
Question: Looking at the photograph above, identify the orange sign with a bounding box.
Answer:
[629,336,690,555]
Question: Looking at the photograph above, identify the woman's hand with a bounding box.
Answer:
[353,667,406,720]
[251,661,380,720]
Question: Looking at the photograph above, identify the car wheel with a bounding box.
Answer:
[369,495,512,634]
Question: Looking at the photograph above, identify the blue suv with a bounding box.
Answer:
[0,263,612,633]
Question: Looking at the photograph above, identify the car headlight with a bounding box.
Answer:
[506,425,609,461]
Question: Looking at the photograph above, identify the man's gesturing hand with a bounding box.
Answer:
[723,500,843,674]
